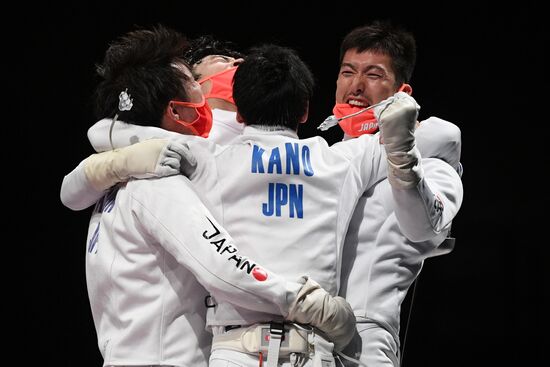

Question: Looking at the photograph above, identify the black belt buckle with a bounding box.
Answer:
[204,295,216,308]
[270,321,285,342]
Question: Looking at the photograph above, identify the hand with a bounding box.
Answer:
[286,277,356,351]
[83,138,180,191]
[374,92,420,154]
[375,93,423,189]
[163,138,197,177]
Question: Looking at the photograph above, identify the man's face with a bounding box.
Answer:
[335,49,400,107]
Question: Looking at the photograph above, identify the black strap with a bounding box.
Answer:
[204,295,216,308]
[224,325,242,332]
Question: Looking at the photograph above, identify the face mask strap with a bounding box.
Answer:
[171,94,206,109]
[169,95,213,137]
[169,94,207,126]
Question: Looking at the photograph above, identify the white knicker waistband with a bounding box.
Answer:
[211,323,312,356]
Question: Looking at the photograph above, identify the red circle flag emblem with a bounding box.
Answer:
[252,267,268,281]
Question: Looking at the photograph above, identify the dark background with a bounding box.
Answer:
[15,2,546,366]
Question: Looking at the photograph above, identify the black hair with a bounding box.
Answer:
[233,44,314,131]
[184,34,244,75]
[93,24,192,126]
[339,20,416,85]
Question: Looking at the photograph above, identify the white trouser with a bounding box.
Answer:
[340,322,399,367]
[210,349,298,367]
[210,348,338,367]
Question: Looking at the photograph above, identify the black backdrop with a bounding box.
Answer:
[15,2,546,366]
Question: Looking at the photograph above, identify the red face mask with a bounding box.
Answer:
[170,94,213,138]
[333,104,378,137]
[199,66,237,104]
[334,84,410,137]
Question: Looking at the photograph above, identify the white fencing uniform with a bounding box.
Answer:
[207,108,244,144]
[70,117,311,367]
[87,173,305,367]
[339,117,463,367]
[65,114,451,366]
[84,123,391,366]
[155,124,453,367]
[178,126,388,324]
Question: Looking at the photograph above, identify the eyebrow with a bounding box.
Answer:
[340,62,387,74]
[340,62,357,71]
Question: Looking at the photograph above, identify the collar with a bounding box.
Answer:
[242,125,298,139]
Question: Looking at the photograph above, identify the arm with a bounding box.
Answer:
[59,118,191,210]
[330,133,388,194]
[415,116,462,172]
[59,138,187,210]
[130,176,355,350]
[392,158,463,242]
[60,161,106,210]
[130,178,300,315]
[377,99,463,242]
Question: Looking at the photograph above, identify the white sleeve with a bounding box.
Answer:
[415,116,462,171]
[330,134,388,192]
[88,118,184,152]
[390,117,463,241]
[60,160,105,210]
[129,177,301,317]
[392,157,463,242]
[60,121,198,211]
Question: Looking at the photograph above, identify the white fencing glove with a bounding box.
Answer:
[375,92,423,190]
[83,138,182,191]
[286,277,356,351]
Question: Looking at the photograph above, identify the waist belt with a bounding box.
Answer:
[213,322,337,367]
[212,322,311,355]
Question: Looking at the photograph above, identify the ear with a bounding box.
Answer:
[299,102,310,124]
[236,111,245,124]
[400,83,413,95]
[166,103,180,120]
[299,110,309,124]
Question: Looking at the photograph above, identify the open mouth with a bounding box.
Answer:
[347,98,369,107]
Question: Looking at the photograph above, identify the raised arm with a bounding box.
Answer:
[391,158,463,242]
[377,96,463,242]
